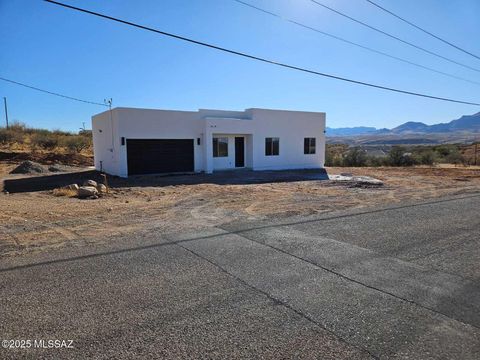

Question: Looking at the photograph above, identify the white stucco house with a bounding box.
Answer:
[91,107,326,177]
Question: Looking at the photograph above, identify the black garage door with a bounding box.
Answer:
[126,139,194,175]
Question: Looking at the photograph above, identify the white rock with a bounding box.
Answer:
[77,186,98,198]
[97,184,107,193]
[83,179,97,187]
[329,174,383,185]
[65,184,79,191]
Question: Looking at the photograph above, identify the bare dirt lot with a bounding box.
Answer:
[1,163,479,258]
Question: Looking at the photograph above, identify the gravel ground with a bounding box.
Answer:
[1,165,479,258]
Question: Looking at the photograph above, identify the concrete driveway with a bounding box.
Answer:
[1,193,479,359]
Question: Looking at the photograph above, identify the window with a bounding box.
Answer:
[213,137,228,157]
[265,137,279,156]
[304,137,316,154]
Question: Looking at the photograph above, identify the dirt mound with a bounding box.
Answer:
[10,161,47,174]
[0,151,93,167]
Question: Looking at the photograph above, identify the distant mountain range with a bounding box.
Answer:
[327,112,480,136]
[326,126,377,136]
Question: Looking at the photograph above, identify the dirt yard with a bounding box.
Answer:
[1,163,479,258]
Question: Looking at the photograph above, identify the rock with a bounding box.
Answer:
[65,184,79,191]
[10,161,46,174]
[355,176,383,186]
[329,174,383,187]
[96,184,107,193]
[83,179,97,187]
[77,186,98,198]
[48,164,64,172]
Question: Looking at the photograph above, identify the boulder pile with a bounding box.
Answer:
[55,179,108,199]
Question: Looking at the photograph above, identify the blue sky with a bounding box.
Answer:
[1,0,479,131]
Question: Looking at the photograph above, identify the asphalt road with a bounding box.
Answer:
[1,193,480,359]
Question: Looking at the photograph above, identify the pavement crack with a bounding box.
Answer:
[176,242,379,360]
[224,228,480,332]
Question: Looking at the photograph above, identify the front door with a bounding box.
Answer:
[235,137,245,168]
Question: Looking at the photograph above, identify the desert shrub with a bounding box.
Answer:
[366,156,385,167]
[342,147,368,166]
[0,128,14,144]
[31,132,60,150]
[445,150,465,165]
[63,135,91,153]
[0,128,25,144]
[51,129,72,136]
[325,155,344,166]
[417,149,436,165]
[387,146,405,166]
[8,121,27,132]
[79,129,92,137]
[325,148,340,166]
[52,188,78,197]
[325,144,348,166]
[434,144,457,158]
[386,146,416,166]
[331,156,345,166]
[433,145,465,164]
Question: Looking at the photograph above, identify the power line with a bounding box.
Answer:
[0,76,108,107]
[43,0,479,106]
[309,0,480,74]
[233,0,480,86]
[366,0,480,61]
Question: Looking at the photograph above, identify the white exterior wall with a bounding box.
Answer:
[212,134,247,170]
[92,107,325,177]
[205,109,325,171]
[92,109,120,175]
[250,109,325,171]
[115,108,204,177]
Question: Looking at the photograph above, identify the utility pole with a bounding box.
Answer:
[3,97,8,129]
